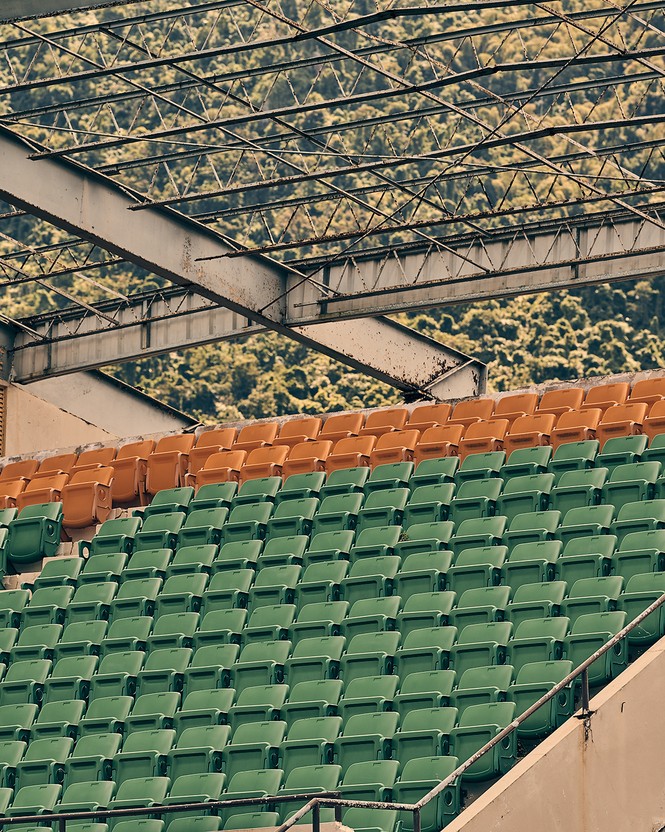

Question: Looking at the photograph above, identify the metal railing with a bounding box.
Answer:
[2,590,664,832]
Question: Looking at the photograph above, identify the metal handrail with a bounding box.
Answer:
[1,589,664,832]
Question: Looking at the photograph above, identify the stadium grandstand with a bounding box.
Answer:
[0,0,664,831]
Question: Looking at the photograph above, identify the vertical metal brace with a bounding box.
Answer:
[59,817,67,832]
[312,801,321,832]
[413,807,422,832]
[581,668,591,717]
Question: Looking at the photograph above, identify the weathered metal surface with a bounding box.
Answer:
[0,0,145,23]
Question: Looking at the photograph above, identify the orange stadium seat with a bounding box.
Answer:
[282,440,334,478]
[62,467,114,528]
[146,434,196,496]
[359,408,408,437]
[274,417,322,450]
[596,402,648,447]
[536,387,585,418]
[239,446,290,484]
[233,422,279,453]
[0,459,39,485]
[504,414,557,456]
[644,400,665,442]
[0,480,26,508]
[494,393,538,427]
[448,398,495,429]
[190,450,247,488]
[414,425,464,464]
[32,453,78,480]
[628,377,665,407]
[550,409,602,450]
[326,437,377,472]
[319,413,365,444]
[111,439,155,504]
[16,474,69,511]
[188,429,237,477]
[370,430,421,467]
[580,382,629,415]
[406,404,451,433]
[458,419,510,460]
[70,447,117,477]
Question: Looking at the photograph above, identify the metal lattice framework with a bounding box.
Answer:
[0,0,663,392]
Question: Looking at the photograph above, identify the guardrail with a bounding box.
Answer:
[2,589,664,832]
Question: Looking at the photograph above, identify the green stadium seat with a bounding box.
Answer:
[557,535,617,585]
[613,530,665,581]
[338,676,399,721]
[0,629,18,666]
[226,684,289,729]
[0,590,30,628]
[0,739,25,788]
[549,439,599,483]
[176,819,222,832]
[393,551,452,603]
[278,763,342,820]
[221,503,273,544]
[619,572,665,647]
[14,736,73,789]
[5,783,62,820]
[276,472,327,505]
[105,776,171,821]
[173,689,235,737]
[193,610,247,651]
[166,545,218,578]
[295,561,349,607]
[402,484,455,527]
[281,679,344,725]
[189,482,238,512]
[283,636,345,687]
[505,581,567,630]
[161,772,226,826]
[288,601,349,645]
[356,488,409,533]
[86,517,143,556]
[549,468,608,516]
[502,510,561,551]
[396,591,456,639]
[120,549,172,583]
[342,597,401,641]
[392,706,457,765]
[449,586,511,631]
[124,692,181,733]
[77,696,134,737]
[455,452,504,485]
[10,624,62,663]
[109,578,162,622]
[147,613,199,652]
[597,434,649,474]
[450,664,514,715]
[78,553,128,585]
[33,557,83,590]
[21,586,74,628]
[563,611,628,686]
[319,467,370,499]
[333,711,399,771]
[449,478,503,526]
[449,516,507,557]
[219,769,283,825]
[393,755,461,832]
[0,508,17,528]
[114,822,164,832]
[338,759,398,803]
[166,725,230,781]
[501,446,552,483]
[610,499,665,544]
[143,487,194,519]
[561,576,624,626]
[201,570,254,614]
[0,703,38,743]
[496,473,555,523]
[247,565,300,609]
[410,457,459,490]
[364,462,414,496]
[502,541,562,592]
[112,728,175,787]
[0,659,51,706]
[256,535,309,570]
[393,670,456,717]
[279,716,341,779]
[88,651,146,701]
[448,622,512,677]
[449,702,517,781]
[340,557,400,607]
[42,656,98,703]
[231,477,282,508]
[339,632,400,685]
[55,779,117,813]
[211,541,262,573]
[135,648,192,697]
[507,659,575,738]
[601,462,661,513]
[221,720,286,781]
[100,617,153,656]
[7,503,63,564]
[394,521,454,557]
[303,530,355,566]
[447,546,507,596]
[229,640,291,695]
[242,604,296,644]
[265,498,318,540]
[133,513,186,552]
[30,698,86,741]
[154,574,208,619]
[394,626,457,677]
[557,505,616,548]
[349,526,402,562]
[311,494,364,536]
[505,617,570,675]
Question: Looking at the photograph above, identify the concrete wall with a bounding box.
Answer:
[446,638,665,832]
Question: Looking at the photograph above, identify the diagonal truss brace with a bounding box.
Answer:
[0,127,485,400]
[0,0,146,23]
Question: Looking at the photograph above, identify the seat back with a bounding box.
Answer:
[495,393,538,417]
[583,383,629,408]
[450,399,495,423]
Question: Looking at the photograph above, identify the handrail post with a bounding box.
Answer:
[413,807,421,832]
[334,804,342,823]
[59,817,66,832]
[580,668,592,717]
[312,801,321,832]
